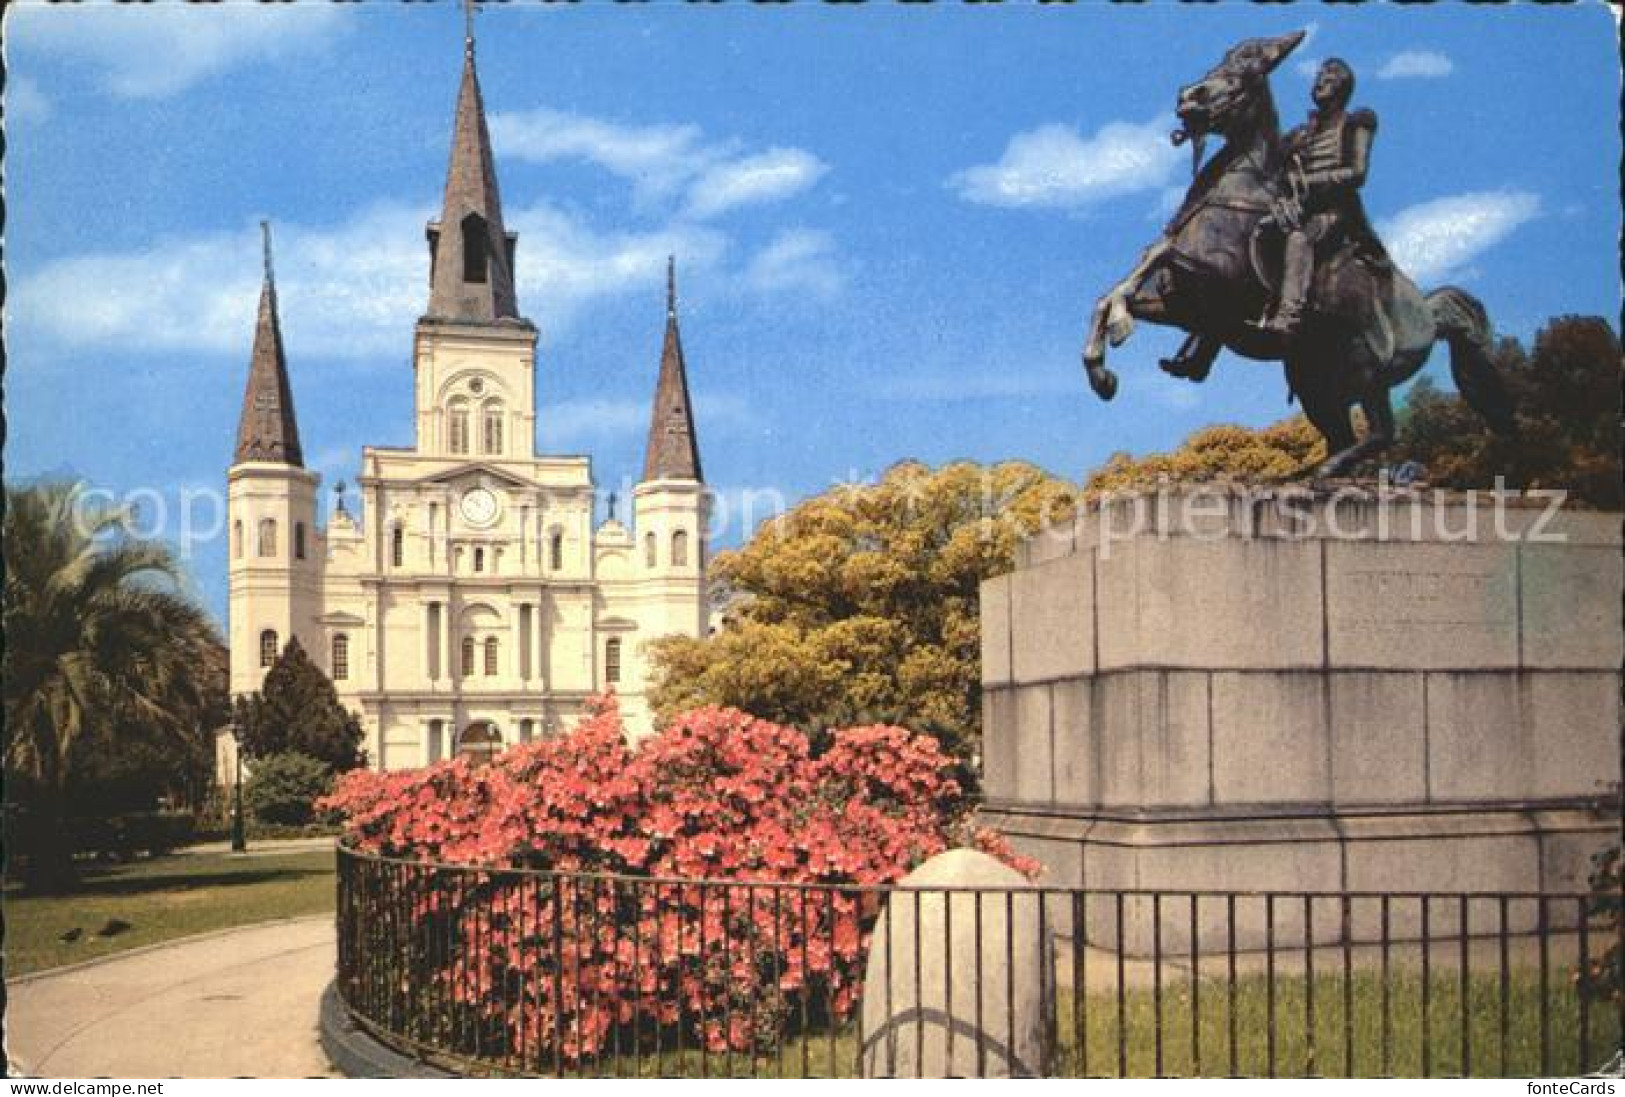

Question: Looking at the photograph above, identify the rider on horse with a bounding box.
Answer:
[1264,58,1387,337]
[1081,29,1515,478]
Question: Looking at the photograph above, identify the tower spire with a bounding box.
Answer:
[234,221,304,466]
[425,7,522,325]
[641,258,703,483]
[261,219,275,287]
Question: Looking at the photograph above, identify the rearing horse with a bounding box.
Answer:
[1081,30,1516,478]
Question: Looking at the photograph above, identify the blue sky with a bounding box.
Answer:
[4,1,1619,623]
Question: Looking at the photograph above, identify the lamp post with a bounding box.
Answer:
[230,723,247,854]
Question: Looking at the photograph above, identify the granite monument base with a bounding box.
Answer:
[978,486,1621,953]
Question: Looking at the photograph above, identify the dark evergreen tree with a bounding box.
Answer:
[235,637,365,772]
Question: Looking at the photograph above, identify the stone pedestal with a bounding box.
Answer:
[978,486,1621,952]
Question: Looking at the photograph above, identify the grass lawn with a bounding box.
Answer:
[368,963,1616,1079]
[434,965,1617,1079]
[1053,967,1619,1078]
[3,848,335,978]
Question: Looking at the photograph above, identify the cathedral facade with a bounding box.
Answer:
[227,40,707,769]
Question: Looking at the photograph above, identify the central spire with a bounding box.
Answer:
[425,6,522,325]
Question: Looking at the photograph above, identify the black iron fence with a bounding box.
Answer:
[334,844,1620,1078]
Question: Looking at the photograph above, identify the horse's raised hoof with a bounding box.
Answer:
[1159,356,1211,383]
[1086,363,1119,402]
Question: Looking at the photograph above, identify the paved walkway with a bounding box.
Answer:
[172,836,336,858]
[5,916,336,1078]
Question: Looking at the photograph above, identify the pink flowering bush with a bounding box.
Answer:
[322,696,1037,1064]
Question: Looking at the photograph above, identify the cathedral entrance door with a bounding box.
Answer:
[457,721,503,764]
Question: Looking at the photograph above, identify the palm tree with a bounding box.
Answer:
[3,482,223,890]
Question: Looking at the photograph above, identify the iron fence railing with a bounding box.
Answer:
[333,844,1620,1078]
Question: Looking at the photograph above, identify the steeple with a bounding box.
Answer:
[234,222,304,466]
[641,257,703,482]
[425,5,521,325]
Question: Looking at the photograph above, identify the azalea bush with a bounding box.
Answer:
[322,696,1037,1064]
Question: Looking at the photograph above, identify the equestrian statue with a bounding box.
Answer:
[1081,30,1516,478]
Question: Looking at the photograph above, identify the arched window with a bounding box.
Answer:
[295,522,307,560]
[481,402,504,455]
[461,637,476,678]
[448,399,470,455]
[549,530,564,571]
[484,636,499,676]
[605,637,622,685]
[519,718,534,744]
[457,721,502,764]
[461,212,489,284]
[259,629,279,668]
[258,518,277,557]
[672,529,689,567]
[644,532,657,568]
[392,525,404,568]
[473,546,485,573]
[332,633,350,681]
[233,521,243,559]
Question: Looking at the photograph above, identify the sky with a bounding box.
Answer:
[4,0,1619,624]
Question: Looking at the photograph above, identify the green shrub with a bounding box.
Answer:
[245,753,334,826]
[67,811,197,860]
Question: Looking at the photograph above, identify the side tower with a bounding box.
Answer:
[228,223,320,697]
[632,258,709,642]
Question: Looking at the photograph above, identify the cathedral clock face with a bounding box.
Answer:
[460,487,501,528]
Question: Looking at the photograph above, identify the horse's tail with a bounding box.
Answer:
[1427,286,1518,437]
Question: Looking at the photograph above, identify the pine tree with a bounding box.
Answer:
[235,637,365,771]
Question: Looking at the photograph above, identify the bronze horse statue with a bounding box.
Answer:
[1081,30,1516,478]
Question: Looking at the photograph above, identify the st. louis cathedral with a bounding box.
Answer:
[227,35,707,768]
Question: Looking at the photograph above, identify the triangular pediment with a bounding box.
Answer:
[318,611,367,627]
[417,461,532,489]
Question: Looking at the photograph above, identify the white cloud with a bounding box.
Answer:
[1377,50,1454,80]
[6,75,52,126]
[9,201,725,361]
[492,108,826,218]
[741,229,844,299]
[10,202,429,362]
[1380,191,1541,284]
[687,149,829,220]
[8,1,347,99]
[490,109,712,203]
[512,203,728,322]
[12,198,854,363]
[950,116,1182,210]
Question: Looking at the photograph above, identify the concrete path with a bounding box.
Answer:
[5,915,336,1078]
[172,836,336,858]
